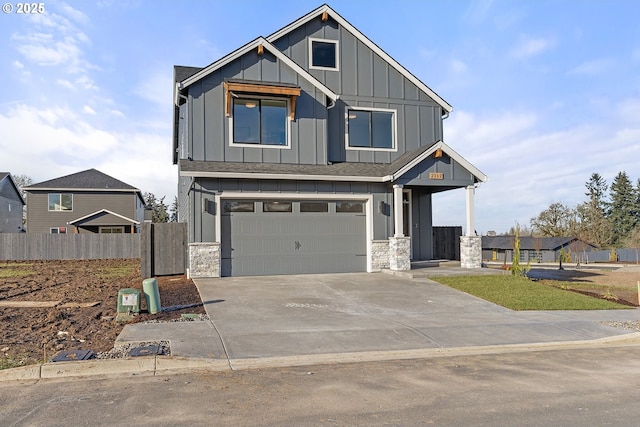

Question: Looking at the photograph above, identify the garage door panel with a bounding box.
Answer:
[221,200,367,276]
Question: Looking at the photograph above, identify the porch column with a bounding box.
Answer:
[461,184,482,268]
[389,184,410,271]
[465,185,475,236]
[393,184,404,237]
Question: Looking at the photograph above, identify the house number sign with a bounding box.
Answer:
[429,172,444,180]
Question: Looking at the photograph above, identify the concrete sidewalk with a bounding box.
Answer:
[118,271,640,360]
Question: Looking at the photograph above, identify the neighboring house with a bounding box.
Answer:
[173,4,487,277]
[482,235,597,264]
[23,169,145,234]
[0,173,26,233]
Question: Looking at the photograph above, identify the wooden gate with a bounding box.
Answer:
[141,222,187,277]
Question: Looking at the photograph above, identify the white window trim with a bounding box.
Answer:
[228,95,292,150]
[345,106,398,152]
[309,37,339,71]
[48,193,74,212]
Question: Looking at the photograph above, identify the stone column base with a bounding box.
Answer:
[371,240,390,271]
[188,242,221,278]
[389,236,411,271]
[460,235,482,268]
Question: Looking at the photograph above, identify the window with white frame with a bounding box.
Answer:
[48,193,73,211]
[346,108,396,150]
[232,97,288,146]
[309,38,338,70]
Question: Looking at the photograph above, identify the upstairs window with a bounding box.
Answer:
[233,98,288,146]
[48,193,73,211]
[309,38,338,70]
[347,108,396,150]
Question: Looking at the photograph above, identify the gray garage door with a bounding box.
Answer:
[221,200,367,276]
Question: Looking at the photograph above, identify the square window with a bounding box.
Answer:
[347,109,395,150]
[233,98,287,146]
[310,39,338,70]
[48,193,73,211]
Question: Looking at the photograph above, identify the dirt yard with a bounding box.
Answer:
[0,259,205,368]
[527,265,640,307]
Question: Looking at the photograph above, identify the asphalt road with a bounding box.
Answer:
[2,344,640,426]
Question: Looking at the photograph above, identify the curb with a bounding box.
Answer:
[2,332,640,382]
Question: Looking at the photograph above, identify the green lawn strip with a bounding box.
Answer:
[432,275,630,310]
[96,265,137,281]
[0,268,34,279]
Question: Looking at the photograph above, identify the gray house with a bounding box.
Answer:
[0,173,26,233]
[174,4,487,277]
[482,236,597,264]
[24,169,145,234]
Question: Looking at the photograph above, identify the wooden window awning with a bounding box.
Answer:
[224,80,301,120]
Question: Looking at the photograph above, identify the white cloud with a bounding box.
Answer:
[510,36,555,60]
[0,104,176,200]
[449,59,468,75]
[12,60,24,69]
[568,58,615,76]
[59,3,91,26]
[134,69,173,109]
[83,105,96,115]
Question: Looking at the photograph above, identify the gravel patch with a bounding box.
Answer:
[601,320,640,331]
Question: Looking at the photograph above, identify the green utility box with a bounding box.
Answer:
[116,288,141,323]
[117,288,141,314]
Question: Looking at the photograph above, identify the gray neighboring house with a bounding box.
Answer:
[0,173,26,233]
[482,236,597,264]
[24,169,145,234]
[174,4,488,277]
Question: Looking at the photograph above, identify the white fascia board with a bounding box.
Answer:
[23,187,140,193]
[390,141,488,183]
[179,37,337,102]
[180,170,384,183]
[68,209,140,225]
[267,5,452,113]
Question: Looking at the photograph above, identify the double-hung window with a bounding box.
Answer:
[233,98,288,146]
[347,108,396,150]
[48,193,73,211]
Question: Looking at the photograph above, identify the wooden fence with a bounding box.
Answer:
[0,233,140,261]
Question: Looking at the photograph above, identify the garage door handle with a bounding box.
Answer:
[294,241,301,250]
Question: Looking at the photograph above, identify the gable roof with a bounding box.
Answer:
[266,4,452,113]
[0,172,26,205]
[482,236,597,251]
[25,168,138,191]
[176,37,338,104]
[179,140,487,184]
[68,209,140,226]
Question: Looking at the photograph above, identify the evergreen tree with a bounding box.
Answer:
[576,173,612,248]
[608,171,637,245]
[143,192,169,223]
[169,196,179,222]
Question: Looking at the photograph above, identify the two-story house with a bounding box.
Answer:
[0,173,26,233]
[24,169,145,234]
[173,4,487,277]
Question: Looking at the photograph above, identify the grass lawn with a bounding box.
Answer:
[432,275,632,310]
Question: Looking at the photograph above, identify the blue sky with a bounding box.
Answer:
[2,0,639,234]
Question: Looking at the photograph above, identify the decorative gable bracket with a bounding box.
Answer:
[224,80,301,120]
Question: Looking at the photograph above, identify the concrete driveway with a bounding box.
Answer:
[188,272,640,360]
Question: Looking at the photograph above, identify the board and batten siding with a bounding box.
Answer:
[272,17,444,164]
[184,51,328,167]
[26,191,139,234]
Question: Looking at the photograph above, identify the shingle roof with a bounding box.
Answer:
[180,144,433,179]
[174,66,202,83]
[25,169,139,191]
